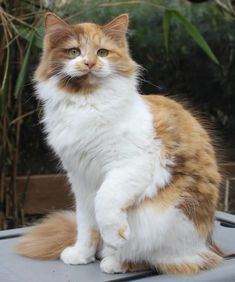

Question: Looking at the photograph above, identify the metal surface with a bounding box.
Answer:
[0,211,235,282]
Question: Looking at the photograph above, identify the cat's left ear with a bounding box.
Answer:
[102,14,129,45]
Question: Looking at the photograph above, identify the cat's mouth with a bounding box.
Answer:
[74,72,98,80]
[58,71,101,89]
[72,69,99,78]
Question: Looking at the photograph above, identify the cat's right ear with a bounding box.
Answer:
[44,13,67,33]
[102,14,129,46]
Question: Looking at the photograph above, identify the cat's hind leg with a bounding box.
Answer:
[148,209,223,275]
[154,249,222,275]
[122,204,222,275]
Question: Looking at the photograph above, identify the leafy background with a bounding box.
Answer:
[0,0,235,228]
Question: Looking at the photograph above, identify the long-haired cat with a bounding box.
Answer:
[16,13,224,275]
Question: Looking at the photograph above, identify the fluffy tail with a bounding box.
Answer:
[16,211,76,260]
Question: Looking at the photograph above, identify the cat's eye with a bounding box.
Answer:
[97,49,109,57]
[67,48,81,58]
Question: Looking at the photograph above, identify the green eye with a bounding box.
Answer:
[97,49,109,57]
[67,48,81,58]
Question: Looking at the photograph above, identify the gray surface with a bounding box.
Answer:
[216,210,235,224]
[0,211,235,282]
[0,237,139,282]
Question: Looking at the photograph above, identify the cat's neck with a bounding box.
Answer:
[35,75,139,109]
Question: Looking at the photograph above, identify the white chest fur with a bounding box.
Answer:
[36,76,171,197]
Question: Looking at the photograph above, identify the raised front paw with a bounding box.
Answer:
[60,246,95,265]
[99,219,130,249]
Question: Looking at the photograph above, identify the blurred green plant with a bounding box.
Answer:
[163,8,219,64]
[0,0,45,229]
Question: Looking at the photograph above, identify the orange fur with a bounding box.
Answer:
[121,250,222,275]
[16,211,76,260]
[90,228,100,247]
[157,251,222,275]
[118,224,129,240]
[118,95,223,274]
[122,261,150,272]
[143,95,221,237]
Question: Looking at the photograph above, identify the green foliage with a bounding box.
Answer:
[163,9,171,52]
[14,25,43,49]
[163,9,219,64]
[0,45,10,115]
[14,32,35,98]
[0,0,45,229]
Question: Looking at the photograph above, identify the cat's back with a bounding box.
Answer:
[143,94,214,156]
[143,94,206,138]
[143,94,221,188]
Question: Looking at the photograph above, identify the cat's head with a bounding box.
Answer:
[35,13,139,94]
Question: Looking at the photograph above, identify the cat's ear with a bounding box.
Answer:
[44,13,68,33]
[102,14,129,44]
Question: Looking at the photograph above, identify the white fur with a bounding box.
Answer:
[36,74,208,271]
[100,256,125,273]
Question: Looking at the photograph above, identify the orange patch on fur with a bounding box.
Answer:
[141,95,222,237]
[157,252,222,275]
[118,225,128,240]
[90,228,100,247]
[122,261,150,272]
[121,198,136,211]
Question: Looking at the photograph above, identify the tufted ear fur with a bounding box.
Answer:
[44,12,68,33]
[102,14,129,45]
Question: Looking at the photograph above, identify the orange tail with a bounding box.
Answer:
[16,211,76,260]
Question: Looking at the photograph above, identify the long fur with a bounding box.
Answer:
[16,211,76,260]
[16,13,224,275]
[16,210,223,271]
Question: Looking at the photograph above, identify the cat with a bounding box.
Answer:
[16,13,224,275]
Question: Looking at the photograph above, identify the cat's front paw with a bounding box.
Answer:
[60,246,95,265]
[100,221,130,249]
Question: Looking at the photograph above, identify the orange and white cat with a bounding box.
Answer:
[16,13,223,275]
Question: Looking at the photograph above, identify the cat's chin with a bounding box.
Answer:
[57,73,107,94]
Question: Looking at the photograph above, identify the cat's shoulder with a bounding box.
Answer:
[142,94,185,112]
[142,94,207,139]
[142,94,193,123]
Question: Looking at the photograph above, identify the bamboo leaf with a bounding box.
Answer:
[14,32,35,98]
[163,9,172,52]
[0,46,10,116]
[170,9,219,65]
[14,25,42,49]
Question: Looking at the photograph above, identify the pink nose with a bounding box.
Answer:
[84,61,95,69]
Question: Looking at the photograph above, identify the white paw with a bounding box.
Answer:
[100,256,126,274]
[100,222,130,249]
[60,246,95,265]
